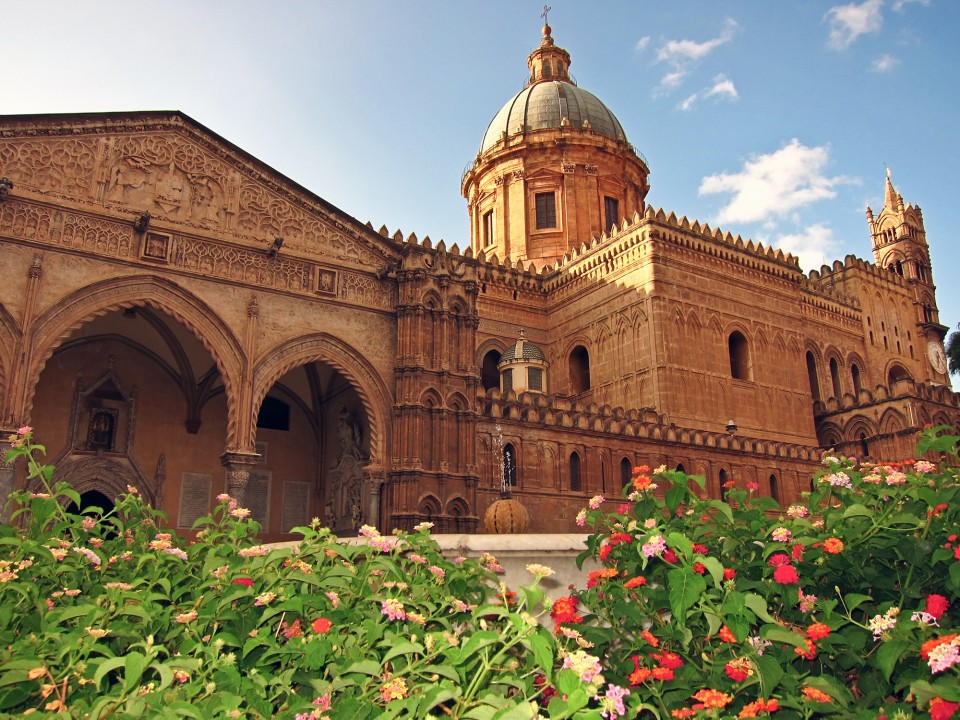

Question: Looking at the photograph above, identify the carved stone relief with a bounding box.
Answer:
[0,138,98,199]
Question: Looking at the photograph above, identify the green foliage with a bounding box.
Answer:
[947,330,960,377]
[567,426,960,719]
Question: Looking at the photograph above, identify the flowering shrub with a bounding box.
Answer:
[0,429,584,718]
[567,426,960,719]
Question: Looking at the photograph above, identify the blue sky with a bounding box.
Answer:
[6,1,959,372]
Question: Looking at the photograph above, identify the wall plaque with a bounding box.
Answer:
[246,469,271,531]
[178,472,212,528]
[282,481,311,532]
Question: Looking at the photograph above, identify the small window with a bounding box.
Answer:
[502,368,513,393]
[570,452,582,491]
[528,367,543,391]
[729,332,751,380]
[620,458,631,490]
[481,349,502,391]
[769,474,780,505]
[719,468,730,500]
[503,443,517,487]
[257,396,290,431]
[482,210,495,247]
[569,345,591,393]
[851,365,862,396]
[535,192,557,229]
[604,196,619,233]
[543,60,552,77]
[806,352,821,400]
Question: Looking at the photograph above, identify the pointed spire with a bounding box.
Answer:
[884,167,898,211]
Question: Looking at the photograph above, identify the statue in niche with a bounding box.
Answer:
[327,407,366,532]
[87,409,117,452]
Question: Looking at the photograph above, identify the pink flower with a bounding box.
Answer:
[381,598,406,621]
[576,509,587,527]
[230,507,251,519]
[17,426,33,436]
[563,650,603,684]
[428,565,446,579]
[253,592,276,606]
[598,684,630,719]
[174,611,197,623]
[642,535,666,558]
[589,495,605,510]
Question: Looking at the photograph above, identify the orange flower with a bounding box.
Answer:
[822,537,844,554]
[640,629,659,647]
[739,699,780,718]
[628,667,651,685]
[311,617,332,634]
[801,686,832,703]
[671,710,695,719]
[806,622,830,641]
[718,625,737,643]
[625,576,647,589]
[692,689,733,709]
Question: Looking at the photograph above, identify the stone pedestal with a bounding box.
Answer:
[219,450,261,506]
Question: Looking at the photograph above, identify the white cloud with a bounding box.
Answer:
[892,0,929,10]
[655,18,738,91]
[766,224,838,272]
[699,139,855,225]
[872,54,901,72]
[635,36,651,52]
[825,0,884,50]
[676,75,739,111]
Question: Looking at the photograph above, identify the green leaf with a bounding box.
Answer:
[94,656,128,689]
[700,556,725,588]
[667,568,706,624]
[706,499,735,525]
[743,593,776,623]
[876,639,909,681]
[382,640,424,663]
[759,625,807,652]
[665,484,687,514]
[342,659,382,676]
[754,653,784,696]
[456,630,501,664]
[842,503,873,520]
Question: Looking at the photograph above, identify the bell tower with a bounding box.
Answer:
[867,170,949,382]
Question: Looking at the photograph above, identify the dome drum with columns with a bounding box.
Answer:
[462,24,650,269]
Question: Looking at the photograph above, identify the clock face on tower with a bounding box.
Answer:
[927,341,947,375]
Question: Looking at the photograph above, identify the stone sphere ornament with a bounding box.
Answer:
[483,493,530,533]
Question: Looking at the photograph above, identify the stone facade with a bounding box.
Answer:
[0,29,957,537]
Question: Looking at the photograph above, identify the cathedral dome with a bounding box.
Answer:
[479,82,628,156]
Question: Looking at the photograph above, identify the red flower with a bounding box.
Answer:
[311,617,332,634]
[640,629,659,647]
[692,543,709,555]
[794,637,817,660]
[722,567,736,581]
[232,577,254,587]
[652,651,683,669]
[599,544,612,562]
[724,663,749,683]
[926,594,950,620]
[791,543,805,561]
[625,576,647,589]
[767,553,791,566]
[806,622,830,641]
[551,595,583,630]
[773,564,799,585]
[609,532,633,546]
[617,503,631,514]
[693,562,706,575]
[651,666,675,681]
[663,549,679,564]
[930,697,960,720]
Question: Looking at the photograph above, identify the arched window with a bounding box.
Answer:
[829,358,842,399]
[569,345,591,393]
[481,349,502,391]
[859,433,869,459]
[888,365,911,386]
[675,463,686,473]
[503,443,517,487]
[728,332,751,380]
[257,396,290,431]
[719,468,729,500]
[620,458,632,491]
[851,365,862,397]
[769,474,780,505]
[569,452,582,491]
[806,352,821,401]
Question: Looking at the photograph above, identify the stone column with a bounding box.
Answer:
[363,463,386,532]
[0,434,20,523]
[220,451,260,506]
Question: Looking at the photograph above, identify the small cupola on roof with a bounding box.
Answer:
[498,331,549,395]
[527,23,571,84]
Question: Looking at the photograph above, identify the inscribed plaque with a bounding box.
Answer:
[178,473,212,529]
[282,481,311,531]
[245,470,271,531]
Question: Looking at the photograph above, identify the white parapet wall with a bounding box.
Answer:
[267,534,601,600]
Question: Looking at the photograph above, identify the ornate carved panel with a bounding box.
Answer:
[60,212,134,258]
[340,272,395,310]
[0,138,98,199]
[171,235,312,292]
[0,200,53,242]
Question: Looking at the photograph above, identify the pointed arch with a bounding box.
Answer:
[24,275,243,445]
[879,408,907,434]
[252,333,392,464]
